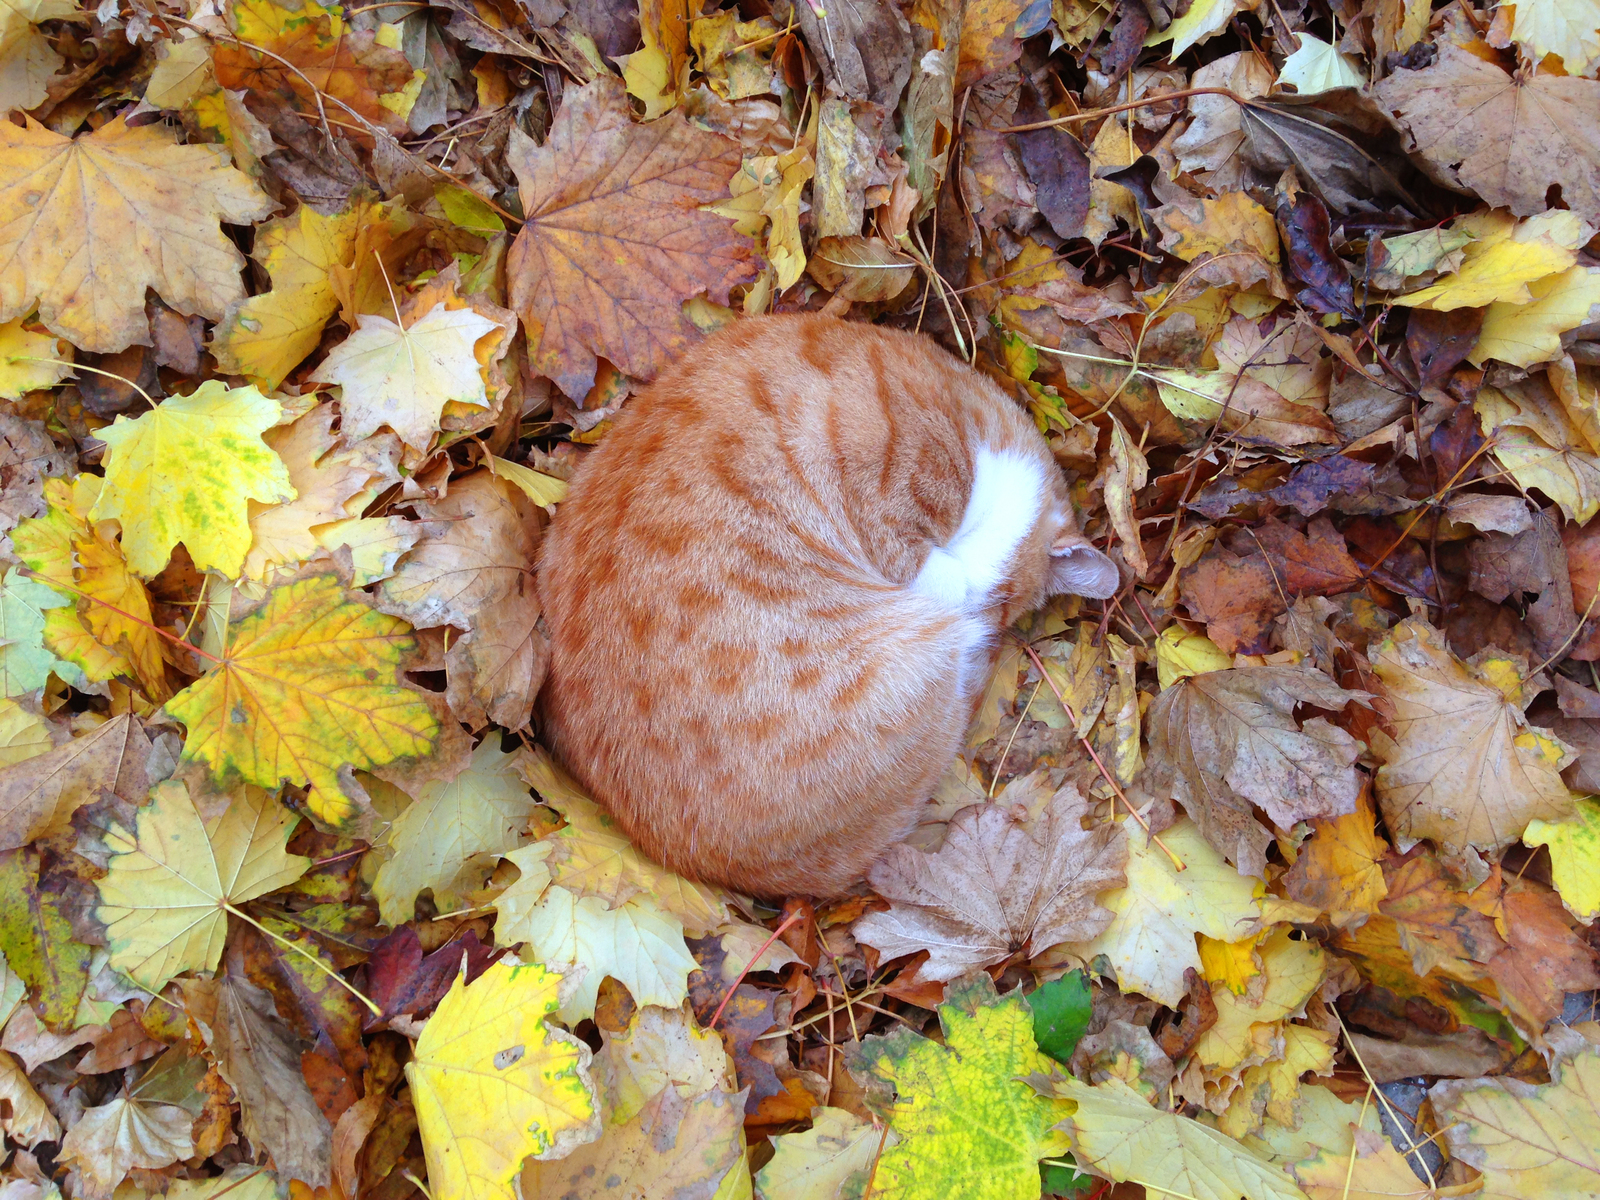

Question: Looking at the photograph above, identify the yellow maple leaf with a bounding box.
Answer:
[211,201,369,390]
[144,32,213,108]
[1278,34,1364,94]
[1523,798,1600,922]
[1065,817,1261,1007]
[1193,927,1325,1075]
[88,381,295,579]
[407,959,600,1200]
[1155,193,1281,264]
[309,302,499,451]
[0,0,76,113]
[163,574,438,827]
[0,318,71,399]
[0,115,272,353]
[96,780,308,992]
[1293,1126,1478,1199]
[486,456,568,513]
[1147,0,1242,57]
[12,477,168,697]
[1471,265,1600,368]
[1477,378,1600,522]
[1507,0,1600,76]
[1393,210,1589,311]
[1217,1022,1337,1138]
[0,699,50,769]
[621,0,690,118]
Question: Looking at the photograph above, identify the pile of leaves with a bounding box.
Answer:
[1,0,1600,1194]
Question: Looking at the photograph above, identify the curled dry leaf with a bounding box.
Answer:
[57,1096,193,1199]
[1146,664,1365,878]
[853,784,1128,982]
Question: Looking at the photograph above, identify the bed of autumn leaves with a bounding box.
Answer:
[4,0,1600,1193]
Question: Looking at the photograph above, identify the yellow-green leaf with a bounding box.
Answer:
[95,780,308,992]
[407,960,600,1200]
[87,380,295,578]
[163,574,438,829]
[1523,798,1600,922]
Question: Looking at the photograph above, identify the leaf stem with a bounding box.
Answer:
[7,356,156,408]
[224,902,382,1016]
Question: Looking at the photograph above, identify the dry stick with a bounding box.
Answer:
[1356,437,1496,586]
[990,677,1044,798]
[1013,636,1185,870]
[1338,1087,1374,1200]
[995,85,1244,134]
[859,1117,893,1200]
[1332,1007,1441,1193]
[8,356,157,407]
[707,908,804,1029]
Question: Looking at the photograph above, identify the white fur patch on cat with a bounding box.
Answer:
[910,445,1046,612]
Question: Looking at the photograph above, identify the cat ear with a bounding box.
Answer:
[1048,535,1120,599]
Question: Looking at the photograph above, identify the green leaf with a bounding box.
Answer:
[1027,972,1092,1065]
[0,847,90,1029]
[854,973,1076,1200]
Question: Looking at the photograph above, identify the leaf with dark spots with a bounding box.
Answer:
[1269,455,1414,517]
[1407,307,1485,388]
[1277,193,1358,318]
[1098,2,1151,83]
[1014,77,1090,241]
[0,847,91,1030]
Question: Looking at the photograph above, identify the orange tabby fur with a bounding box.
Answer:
[537,315,1118,897]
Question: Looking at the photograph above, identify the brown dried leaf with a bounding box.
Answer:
[1146,664,1366,877]
[852,784,1128,981]
[0,714,153,852]
[506,76,758,399]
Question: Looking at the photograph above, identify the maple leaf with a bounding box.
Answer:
[1036,1074,1308,1200]
[211,201,369,390]
[13,477,168,697]
[852,785,1127,981]
[1192,927,1325,1077]
[0,318,71,399]
[620,0,689,118]
[58,1097,193,1199]
[162,574,438,827]
[757,1106,897,1199]
[243,403,400,580]
[0,712,152,852]
[1392,210,1589,311]
[0,115,272,353]
[407,959,600,1200]
[95,780,308,992]
[1368,617,1576,858]
[0,1048,58,1147]
[1505,0,1600,81]
[0,845,91,1028]
[0,0,75,112]
[1172,53,1275,192]
[1293,1126,1479,1200]
[1282,787,1389,926]
[371,740,534,926]
[1470,265,1600,368]
[1431,1038,1600,1199]
[88,381,295,578]
[1477,376,1600,523]
[1374,42,1600,227]
[1523,797,1600,921]
[854,973,1075,1200]
[506,75,758,399]
[0,565,73,697]
[1066,817,1261,1007]
[1146,664,1364,878]
[376,471,546,730]
[211,0,415,132]
[1154,194,1281,264]
[0,699,50,769]
[1277,35,1363,94]
[310,302,500,452]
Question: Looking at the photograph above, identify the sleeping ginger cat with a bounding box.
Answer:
[537,315,1119,897]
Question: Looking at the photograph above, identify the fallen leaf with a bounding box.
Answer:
[0,564,79,697]
[1368,616,1576,858]
[1375,42,1600,226]
[0,713,152,852]
[57,1097,192,1199]
[852,784,1127,981]
[0,115,272,353]
[0,0,75,113]
[1193,927,1325,1076]
[1471,265,1600,367]
[1146,665,1364,877]
[1065,817,1261,1007]
[1393,210,1590,311]
[309,302,500,452]
[1477,376,1600,523]
[1278,35,1364,95]
[1155,193,1280,264]
[1035,1073,1308,1200]
[1523,797,1600,921]
[1431,1039,1600,1199]
[757,1105,895,1200]
[163,574,438,828]
[95,780,308,992]
[211,200,369,391]
[376,471,545,730]
[1283,787,1389,926]
[1171,52,1276,191]
[1469,868,1600,1033]
[87,381,295,578]
[0,1047,57,1147]
[506,75,758,399]
[854,973,1075,1200]
[1293,1126,1479,1200]
[1506,0,1600,75]
[0,846,91,1029]
[407,959,600,1200]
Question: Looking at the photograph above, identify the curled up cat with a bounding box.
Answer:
[536,314,1120,898]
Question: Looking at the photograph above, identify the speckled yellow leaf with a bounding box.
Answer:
[1523,798,1600,922]
[408,960,599,1200]
[0,115,272,353]
[163,574,438,828]
[212,201,369,390]
[88,381,295,578]
[95,780,307,992]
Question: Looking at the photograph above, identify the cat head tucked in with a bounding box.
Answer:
[537,314,1119,898]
